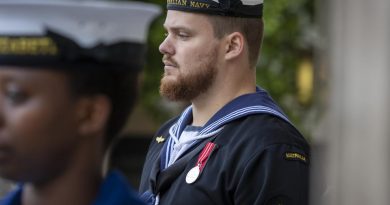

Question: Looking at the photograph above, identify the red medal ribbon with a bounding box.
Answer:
[196,142,217,172]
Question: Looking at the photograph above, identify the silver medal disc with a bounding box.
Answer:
[186,166,200,184]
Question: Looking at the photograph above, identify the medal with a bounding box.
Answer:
[186,165,200,184]
[185,142,218,184]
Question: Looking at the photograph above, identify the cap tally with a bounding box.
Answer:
[167,0,263,18]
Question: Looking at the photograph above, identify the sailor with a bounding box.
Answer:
[139,0,310,204]
[0,1,159,205]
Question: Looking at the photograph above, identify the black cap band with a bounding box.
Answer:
[167,0,263,18]
[0,30,146,71]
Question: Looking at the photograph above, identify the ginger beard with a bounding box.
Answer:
[160,49,218,102]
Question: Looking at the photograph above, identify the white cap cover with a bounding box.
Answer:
[0,0,161,70]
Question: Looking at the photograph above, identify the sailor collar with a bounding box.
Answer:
[161,87,292,169]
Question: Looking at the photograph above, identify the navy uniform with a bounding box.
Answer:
[1,171,145,205]
[140,0,309,204]
[140,88,310,205]
[0,1,160,205]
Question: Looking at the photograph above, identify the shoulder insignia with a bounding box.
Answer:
[155,136,166,143]
[284,152,308,164]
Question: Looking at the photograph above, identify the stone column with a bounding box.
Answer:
[311,0,390,204]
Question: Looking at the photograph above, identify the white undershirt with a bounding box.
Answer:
[168,125,202,166]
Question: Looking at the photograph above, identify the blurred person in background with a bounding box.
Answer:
[139,0,309,204]
[0,1,159,205]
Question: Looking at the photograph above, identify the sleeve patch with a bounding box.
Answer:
[284,152,308,164]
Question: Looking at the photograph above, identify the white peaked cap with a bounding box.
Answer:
[0,0,161,48]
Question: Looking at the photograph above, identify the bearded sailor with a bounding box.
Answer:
[139,0,309,204]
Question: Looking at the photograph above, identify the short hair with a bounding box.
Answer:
[206,15,264,68]
[63,66,138,149]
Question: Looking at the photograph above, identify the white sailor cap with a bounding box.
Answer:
[0,0,161,70]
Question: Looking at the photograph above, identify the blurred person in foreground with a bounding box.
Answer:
[0,1,159,205]
[139,0,310,204]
